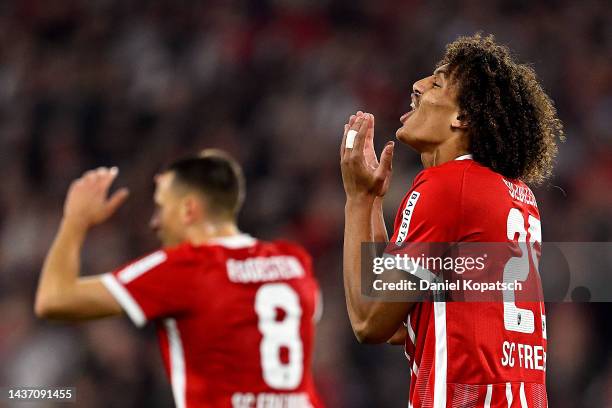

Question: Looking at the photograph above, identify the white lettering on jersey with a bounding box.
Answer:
[396,191,421,243]
[500,341,546,371]
[227,256,305,283]
[231,392,313,408]
[502,179,537,207]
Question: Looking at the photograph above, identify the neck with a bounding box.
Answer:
[186,221,240,246]
[420,134,470,168]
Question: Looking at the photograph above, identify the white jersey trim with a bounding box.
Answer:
[433,302,447,407]
[506,382,513,407]
[117,251,167,283]
[101,273,147,328]
[165,318,186,408]
[455,154,473,161]
[406,314,416,345]
[484,384,493,408]
[206,233,257,249]
[519,382,528,408]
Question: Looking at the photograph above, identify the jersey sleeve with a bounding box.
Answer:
[100,248,198,327]
[385,167,465,283]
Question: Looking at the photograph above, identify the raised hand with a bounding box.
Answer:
[63,167,130,229]
[340,112,394,199]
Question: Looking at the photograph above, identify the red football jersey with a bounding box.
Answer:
[389,156,547,408]
[101,234,324,408]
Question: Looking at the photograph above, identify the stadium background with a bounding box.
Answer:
[0,0,610,407]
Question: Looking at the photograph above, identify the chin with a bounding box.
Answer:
[396,126,420,150]
[158,234,176,247]
[395,125,429,153]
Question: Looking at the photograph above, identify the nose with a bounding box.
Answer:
[412,76,428,95]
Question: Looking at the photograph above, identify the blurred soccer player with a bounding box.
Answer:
[36,151,324,408]
[341,34,563,407]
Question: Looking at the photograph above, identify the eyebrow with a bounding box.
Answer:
[433,67,448,79]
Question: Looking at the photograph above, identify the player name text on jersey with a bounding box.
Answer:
[231,392,313,408]
[502,179,537,206]
[227,256,305,283]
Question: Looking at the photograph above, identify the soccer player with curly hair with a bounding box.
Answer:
[341,33,563,407]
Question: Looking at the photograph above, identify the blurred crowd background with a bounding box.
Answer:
[0,0,611,407]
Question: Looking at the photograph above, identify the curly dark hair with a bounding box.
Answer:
[440,33,564,185]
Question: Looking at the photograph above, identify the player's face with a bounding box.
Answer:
[396,65,462,151]
[150,172,187,246]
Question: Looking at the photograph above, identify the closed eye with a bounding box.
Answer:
[433,82,441,88]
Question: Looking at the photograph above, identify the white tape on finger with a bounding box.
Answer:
[346,130,358,148]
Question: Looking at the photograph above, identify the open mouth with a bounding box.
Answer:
[400,94,419,123]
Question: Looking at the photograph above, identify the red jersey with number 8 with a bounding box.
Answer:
[390,157,547,408]
[101,234,324,408]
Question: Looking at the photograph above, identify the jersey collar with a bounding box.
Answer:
[455,154,473,161]
[206,234,257,249]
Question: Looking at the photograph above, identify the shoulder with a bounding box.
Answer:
[402,160,475,209]
[164,243,200,260]
[266,240,313,265]
[392,160,482,242]
[414,159,474,190]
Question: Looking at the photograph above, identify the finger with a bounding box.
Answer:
[375,141,395,178]
[343,115,356,138]
[365,112,376,151]
[366,113,375,140]
[348,114,357,129]
[105,187,130,216]
[345,115,363,151]
[341,113,359,156]
[350,113,369,155]
[99,167,119,190]
[341,123,349,158]
[83,169,97,180]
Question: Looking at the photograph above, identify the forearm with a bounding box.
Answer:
[344,197,375,328]
[371,196,388,243]
[344,197,415,343]
[345,197,403,343]
[35,218,87,314]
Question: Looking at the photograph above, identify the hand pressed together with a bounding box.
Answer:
[340,111,394,200]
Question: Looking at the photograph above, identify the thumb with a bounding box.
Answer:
[377,141,394,176]
[105,188,130,216]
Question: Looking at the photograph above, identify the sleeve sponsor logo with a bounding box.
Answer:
[395,191,421,243]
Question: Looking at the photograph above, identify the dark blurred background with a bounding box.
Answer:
[0,0,611,407]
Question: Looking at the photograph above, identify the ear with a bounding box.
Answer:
[451,112,469,130]
[181,195,204,224]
